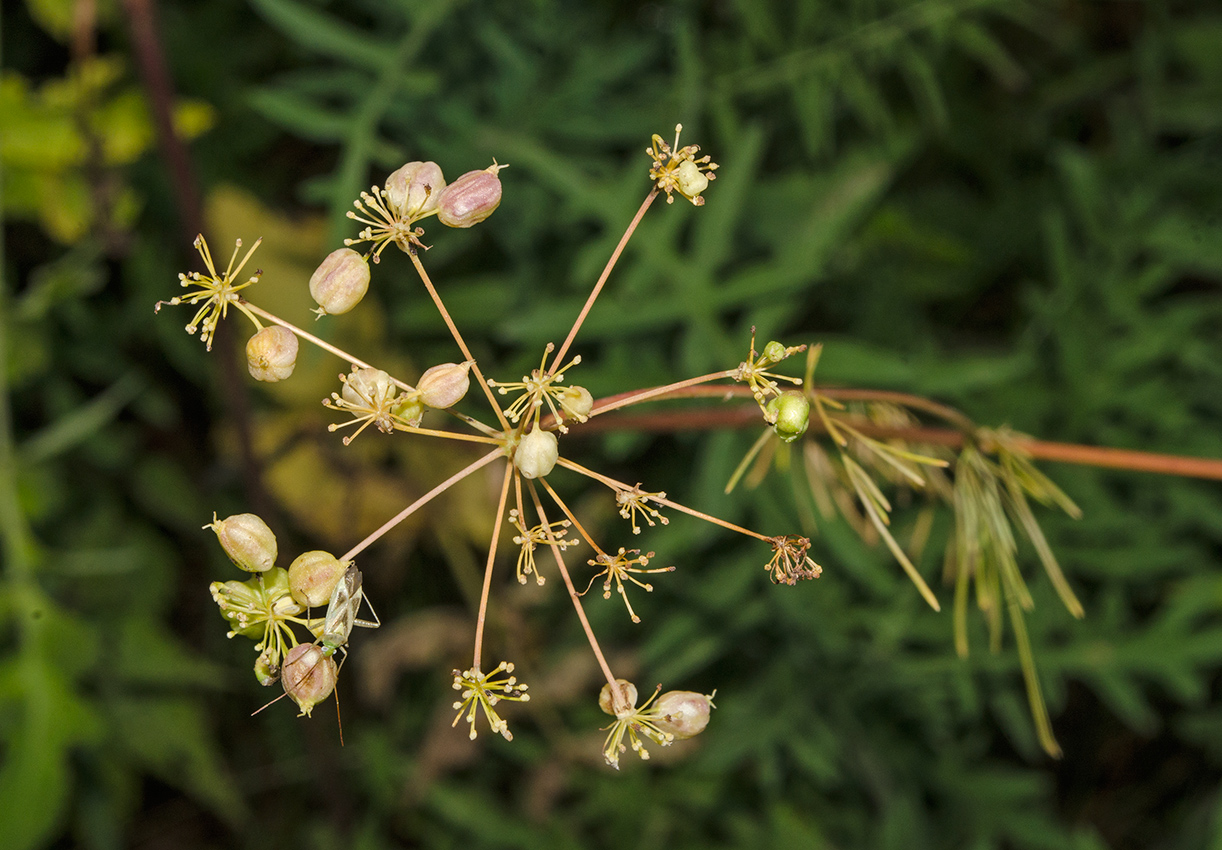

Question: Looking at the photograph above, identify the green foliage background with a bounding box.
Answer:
[3,0,1222,848]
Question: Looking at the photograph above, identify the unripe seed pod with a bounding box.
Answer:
[417,361,472,409]
[437,163,505,228]
[394,396,425,428]
[309,248,370,316]
[343,367,396,408]
[762,340,787,364]
[288,550,348,608]
[765,391,810,443]
[254,649,279,687]
[652,690,715,739]
[206,512,277,572]
[599,679,639,716]
[385,160,445,221]
[281,643,338,717]
[675,160,709,198]
[246,326,299,382]
[514,427,558,479]
[558,385,594,422]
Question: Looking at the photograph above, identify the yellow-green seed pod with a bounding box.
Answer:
[598,679,638,716]
[281,643,338,717]
[416,361,472,409]
[514,427,558,479]
[437,163,505,228]
[765,391,810,443]
[558,385,594,422]
[246,326,299,382]
[762,340,787,364]
[288,550,348,608]
[675,160,709,198]
[310,248,370,316]
[652,690,715,739]
[206,512,277,572]
[254,649,279,687]
[385,160,445,221]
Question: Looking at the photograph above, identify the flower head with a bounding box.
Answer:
[209,567,305,670]
[615,484,670,535]
[509,509,575,585]
[766,535,823,585]
[646,124,719,205]
[324,367,415,444]
[452,662,530,741]
[599,681,673,768]
[156,235,263,350]
[583,548,674,623]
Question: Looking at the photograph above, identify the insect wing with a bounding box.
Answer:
[323,565,362,647]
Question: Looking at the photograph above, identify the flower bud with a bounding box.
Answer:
[558,385,593,422]
[514,427,558,479]
[281,643,337,717]
[310,248,370,316]
[416,361,472,409]
[675,160,709,198]
[652,690,715,739]
[246,326,299,382]
[385,160,445,221]
[437,163,505,228]
[599,679,639,716]
[206,512,277,572]
[765,391,810,443]
[288,550,348,608]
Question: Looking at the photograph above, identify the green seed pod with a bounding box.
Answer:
[598,679,639,716]
[762,340,787,364]
[765,391,810,442]
[514,427,558,479]
[281,643,338,717]
[393,395,426,427]
[246,326,299,382]
[437,163,505,228]
[385,160,445,221]
[209,566,302,639]
[309,248,370,316]
[206,512,277,572]
[417,361,472,409]
[558,385,594,422]
[651,690,715,739]
[254,649,279,686]
[288,550,348,608]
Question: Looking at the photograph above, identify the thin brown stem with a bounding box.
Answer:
[537,477,603,555]
[527,486,619,690]
[588,370,738,418]
[472,462,514,671]
[409,251,510,431]
[340,448,502,562]
[555,457,770,542]
[548,189,659,374]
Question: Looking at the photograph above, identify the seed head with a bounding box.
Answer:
[514,427,559,479]
[246,326,299,382]
[281,643,338,717]
[288,550,349,609]
[206,512,277,572]
[766,391,811,442]
[417,361,473,409]
[438,162,506,228]
[309,248,370,317]
[385,160,445,221]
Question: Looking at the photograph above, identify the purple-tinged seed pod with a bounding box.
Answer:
[309,248,370,316]
[437,163,506,228]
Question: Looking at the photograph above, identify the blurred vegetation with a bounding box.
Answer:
[3,0,1222,848]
